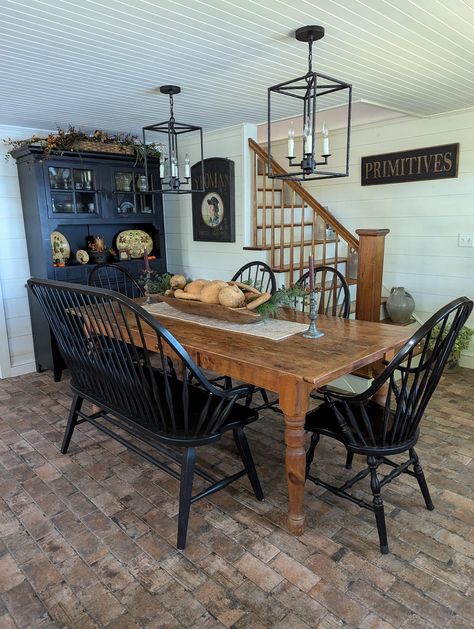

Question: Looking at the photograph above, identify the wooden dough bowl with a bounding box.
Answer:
[157,293,262,324]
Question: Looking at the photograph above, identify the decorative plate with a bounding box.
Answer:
[50,231,70,264]
[116,229,153,259]
[75,249,89,265]
[118,201,135,214]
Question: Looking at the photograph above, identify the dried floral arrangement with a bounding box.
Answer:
[4,125,161,161]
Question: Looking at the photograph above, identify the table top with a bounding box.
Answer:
[136,300,413,390]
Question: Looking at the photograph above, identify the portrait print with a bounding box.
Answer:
[201,193,224,228]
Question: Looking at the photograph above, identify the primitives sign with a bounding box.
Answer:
[192,158,235,242]
[361,143,459,186]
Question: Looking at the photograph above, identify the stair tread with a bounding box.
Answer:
[244,238,339,251]
[257,188,283,192]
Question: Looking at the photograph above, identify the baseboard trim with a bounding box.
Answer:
[10,362,36,378]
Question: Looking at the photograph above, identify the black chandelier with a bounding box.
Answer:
[267,25,352,181]
[143,85,204,194]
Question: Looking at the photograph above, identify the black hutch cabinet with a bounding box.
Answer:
[12,146,167,380]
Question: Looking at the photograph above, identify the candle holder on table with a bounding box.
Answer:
[303,289,324,339]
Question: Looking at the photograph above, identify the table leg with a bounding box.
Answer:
[279,380,310,535]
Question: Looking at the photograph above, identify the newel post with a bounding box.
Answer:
[355,229,390,322]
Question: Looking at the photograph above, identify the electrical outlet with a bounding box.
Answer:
[458,233,474,248]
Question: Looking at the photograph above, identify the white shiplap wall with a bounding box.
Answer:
[0,125,51,378]
[268,109,474,366]
[163,123,263,279]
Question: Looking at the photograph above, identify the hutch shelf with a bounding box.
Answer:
[12,145,167,380]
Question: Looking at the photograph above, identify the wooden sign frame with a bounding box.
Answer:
[361,143,459,186]
[191,158,235,242]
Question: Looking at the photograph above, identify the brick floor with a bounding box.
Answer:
[0,368,472,628]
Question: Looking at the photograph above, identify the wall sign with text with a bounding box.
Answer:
[191,157,235,242]
[361,143,459,186]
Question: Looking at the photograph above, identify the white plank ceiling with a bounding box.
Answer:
[1,0,473,135]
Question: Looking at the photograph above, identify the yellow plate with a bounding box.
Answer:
[75,249,90,264]
[50,231,70,264]
[116,229,153,259]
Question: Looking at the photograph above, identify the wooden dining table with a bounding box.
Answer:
[132,301,413,535]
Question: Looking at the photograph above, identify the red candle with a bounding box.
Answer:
[144,250,150,271]
[309,255,314,292]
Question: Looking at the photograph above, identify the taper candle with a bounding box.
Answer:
[309,255,314,292]
[144,250,150,271]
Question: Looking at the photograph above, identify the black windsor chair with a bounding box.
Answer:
[258,266,352,415]
[296,265,351,318]
[231,261,277,295]
[304,296,473,554]
[88,263,145,298]
[220,261,278,407]
[28,278,263,550]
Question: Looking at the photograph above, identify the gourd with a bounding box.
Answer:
[184,279,210,295]
[170,274,186,289]
[200,280,228,304]
[218,285,245,308]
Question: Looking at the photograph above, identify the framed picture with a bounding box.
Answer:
[191,158,235,242]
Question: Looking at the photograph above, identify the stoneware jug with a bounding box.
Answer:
[386,287,415,324]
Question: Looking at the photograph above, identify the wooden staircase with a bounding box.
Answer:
[247,138,392,328]
[247,139,359,288]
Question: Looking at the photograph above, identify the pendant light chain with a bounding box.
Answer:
[307,36,313,75]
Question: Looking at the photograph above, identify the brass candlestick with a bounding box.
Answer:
[303,289,324,339]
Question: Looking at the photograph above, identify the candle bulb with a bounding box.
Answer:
[309,255,314,292]
[287,122,295,158]
[144,250,150,271]
[322,121,330,156]
[184,153,191,179]
[304,120,312,155]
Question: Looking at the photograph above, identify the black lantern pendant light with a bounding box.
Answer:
[267,26,352,181]
[143,85,204,194]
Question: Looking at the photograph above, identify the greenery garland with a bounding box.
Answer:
[4,125,161,161]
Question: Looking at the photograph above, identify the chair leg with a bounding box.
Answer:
[368,456,389,554]
[410,448,434,511]
[233,427,264,501]
[305,433,320,478]
[177,447,196,550]
[245,385,256,407]
[259,388,270,406]
[61,394,83,454]
[345,452,354,469]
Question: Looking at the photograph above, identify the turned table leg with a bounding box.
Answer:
[279,379,310,535]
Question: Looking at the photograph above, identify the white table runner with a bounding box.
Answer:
[143,302,309,341]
